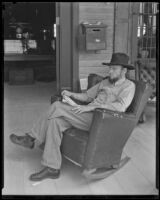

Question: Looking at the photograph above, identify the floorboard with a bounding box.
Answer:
[3,81,158,195]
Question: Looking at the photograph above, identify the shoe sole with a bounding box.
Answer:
[10,135,34,149]
[29,175,60,181]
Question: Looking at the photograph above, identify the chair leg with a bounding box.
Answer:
[82,156,131,180]
[138,112,146,123]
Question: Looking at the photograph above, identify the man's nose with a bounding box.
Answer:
[109,68,113,74]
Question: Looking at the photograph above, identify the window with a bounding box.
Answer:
[136,2,158,101]
[137,2,158,59]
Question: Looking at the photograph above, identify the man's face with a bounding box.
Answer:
[108,65,125,84]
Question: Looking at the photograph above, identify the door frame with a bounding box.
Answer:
[56,2,79,94]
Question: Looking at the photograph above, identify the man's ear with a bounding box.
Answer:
[123,68,127,74]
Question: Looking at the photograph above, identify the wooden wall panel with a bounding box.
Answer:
[114,3,130,54]
[114,2,139,63]
[78,2,140,79]
[79,2,114,78]
[130,3,140,63]
[114,2,140,79]
[79,3,113,7]
[80,66,110,79]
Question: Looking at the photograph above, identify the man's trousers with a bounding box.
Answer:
[29,101,94,169]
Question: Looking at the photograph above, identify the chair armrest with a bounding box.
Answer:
[95,108,136,120]
[51,94,62,104]
[83,108,137,169]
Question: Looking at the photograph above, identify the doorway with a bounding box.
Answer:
[3,2,79,92]
[3,2,57,84]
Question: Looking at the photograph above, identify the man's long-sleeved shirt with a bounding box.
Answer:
[86,77,135,112]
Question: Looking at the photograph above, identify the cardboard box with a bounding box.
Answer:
[4,40,23,54]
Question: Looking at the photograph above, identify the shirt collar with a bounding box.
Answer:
[114,77,126,86]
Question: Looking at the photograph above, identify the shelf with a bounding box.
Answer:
[4,53,55,61]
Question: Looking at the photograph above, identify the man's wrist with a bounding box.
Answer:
[100,104,108,109]
[90,104,108,110]
[70,93,74,98]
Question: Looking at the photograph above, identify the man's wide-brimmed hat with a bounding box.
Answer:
[102,52,135,70]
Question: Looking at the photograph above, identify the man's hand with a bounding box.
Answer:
[61,90,73,97]
[62,95,78,106]
[72,105,95,114]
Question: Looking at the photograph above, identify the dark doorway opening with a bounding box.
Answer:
[3,2,56,84]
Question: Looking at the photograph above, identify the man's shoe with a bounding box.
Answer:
[10,133,35,149]
[29,167,60,181]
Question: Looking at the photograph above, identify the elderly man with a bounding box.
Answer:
[10,52,135,181]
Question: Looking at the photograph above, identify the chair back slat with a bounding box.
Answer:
[126,80,152,120]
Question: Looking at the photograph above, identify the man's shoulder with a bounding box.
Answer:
[124,78,135,88]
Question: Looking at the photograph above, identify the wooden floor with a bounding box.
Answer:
[3,81,158,195]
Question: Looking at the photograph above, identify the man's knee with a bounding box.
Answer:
[49,101,64,117]
[48,117,71,134]
[53,101,62,108]
[50,101,62,110]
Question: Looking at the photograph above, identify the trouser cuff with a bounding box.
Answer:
[27,131,43,148]
[41,160,61,170]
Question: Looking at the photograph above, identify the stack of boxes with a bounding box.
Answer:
[4,40,23,54]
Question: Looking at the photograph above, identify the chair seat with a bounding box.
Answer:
[61,128,89,165]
